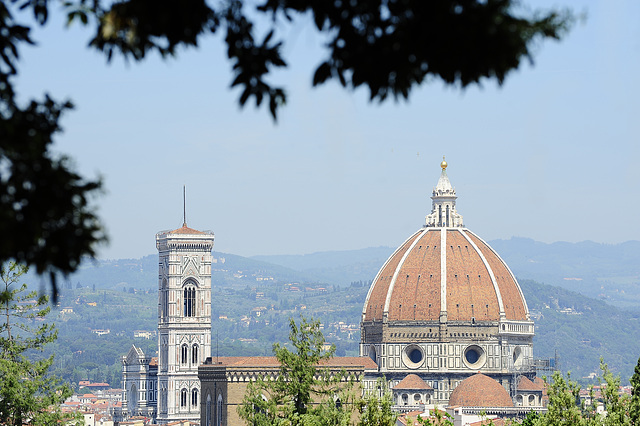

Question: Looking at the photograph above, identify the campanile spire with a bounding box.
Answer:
[425,156,464,228]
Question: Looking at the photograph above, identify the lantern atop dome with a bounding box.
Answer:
[425,158,464,228]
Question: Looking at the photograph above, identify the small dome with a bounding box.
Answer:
[393,374,433,390]
[517,376,542,391]
[448,374,514,407]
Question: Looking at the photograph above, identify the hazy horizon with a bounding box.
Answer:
[15,0,640,260]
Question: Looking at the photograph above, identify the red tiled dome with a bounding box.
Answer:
[393,374,433,390]
[448,374,514,407]
[517,376,542,391]
[363,227,528,323]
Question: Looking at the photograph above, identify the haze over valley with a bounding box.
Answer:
[32,237,640,389]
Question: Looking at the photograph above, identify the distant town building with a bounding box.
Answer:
[133,330,155,339]
[198,356,376,425]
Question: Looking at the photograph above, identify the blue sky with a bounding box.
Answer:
[14,0,640,259]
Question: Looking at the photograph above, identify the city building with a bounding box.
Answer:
[119,221,215,424]
[120,159,542,425]
[361,158,537,405]
[198,356,377,425]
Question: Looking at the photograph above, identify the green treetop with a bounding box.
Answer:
[239,316,395,425]
[0,262,75,425]
[630,356,640,426]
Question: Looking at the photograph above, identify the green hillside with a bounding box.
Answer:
[40,274,640,389]
[492,238,640,308]
[520,279,640,383]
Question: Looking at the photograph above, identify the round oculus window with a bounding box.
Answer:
[465,348,480,364]
[462,345,486,369]
[409,348,423,363]
[402,344,425,369]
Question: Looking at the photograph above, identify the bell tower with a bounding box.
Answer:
[155,222,214,424]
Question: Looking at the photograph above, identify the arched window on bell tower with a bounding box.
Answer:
[192,344,199,365]
[183,280,197,317]
[181,388,188,407]
[161,278,169,320]
[181,344,188,365]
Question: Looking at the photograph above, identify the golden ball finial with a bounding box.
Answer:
[440,156,447,170]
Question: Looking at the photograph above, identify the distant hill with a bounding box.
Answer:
[31,237,640,306]
[491,238,640,308]
[26,252,312,292]
[252,246,395,286]
[520,279,640,383]
[251,239,640,308]
[45,277,640,388]
[24,238,640,389]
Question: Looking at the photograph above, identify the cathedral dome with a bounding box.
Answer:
[448,373,514,407]
[362,163,528,324]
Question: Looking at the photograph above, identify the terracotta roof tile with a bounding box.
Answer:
[365,231,423,321]
[365,227,529,323]
[533,377,549,403]
[517,376,542,391]
[393,374,433,390]
[467,231,526,320]
[169,225,205,235]
[387,230,441,322]
[446,230,500,321]
[448,374,514,408]
[468,419,507,426]
[205,356,377,369]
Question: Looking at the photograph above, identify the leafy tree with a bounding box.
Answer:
[533,371,591,426]
[632,356,640,426]
[534,361,640,426]
[413,408,453,426]
[238,316,359,425]
[599,360,630,426]
[70,0,573,119]
[522,411,540,426]
[0,262,76,425]
[356,378,397,426]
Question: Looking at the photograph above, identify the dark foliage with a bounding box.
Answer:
[1,1,105,302]
[1,0,571,299]
[67,0,572,119]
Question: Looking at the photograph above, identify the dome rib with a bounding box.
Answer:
[440,229,447,316]
[386,229,441,321]
[446,229,501,321]
[362,230,423,322]
[459,229,506,318]
[364,227,530,323]
[384,229,428,318]
[466,231,529,321]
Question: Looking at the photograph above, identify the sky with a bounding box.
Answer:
[14,0,640,260]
